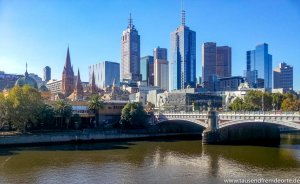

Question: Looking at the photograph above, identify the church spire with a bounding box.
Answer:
[25,62,28,77]
[74,68,83,100]
[65,46,72,69]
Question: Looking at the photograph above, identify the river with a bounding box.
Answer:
[0,133,300,184]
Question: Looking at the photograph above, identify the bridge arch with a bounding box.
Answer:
[219,119,300,130]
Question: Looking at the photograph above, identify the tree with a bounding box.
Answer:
[229,98,244,111]
[5,85,43,132]
[88,94,104,125]
[37,104,55,129]
[271,93,285,110]
[0,93,11,129]
[145,102,155,113]
[281,93,300,111]
[120,102,147,129]
[54,99,73,129]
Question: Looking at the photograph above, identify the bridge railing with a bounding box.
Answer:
[219,111,300,116]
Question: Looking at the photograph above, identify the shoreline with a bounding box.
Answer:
[0,131,202,147]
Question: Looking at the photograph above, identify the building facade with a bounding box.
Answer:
[154,47,168,91]
[46,79,62,94]
[121,14,141,82]
[170,10,196,90]
[43,66,51,82]
[245,43,272,90]
[140,56,154,86]
[273,62,293,91]
[89,61,120,89]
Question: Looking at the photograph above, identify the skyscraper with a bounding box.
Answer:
[89,61,120,89]
[216,46,231,78]
[62,47,74,97]
[140,56,154,86]
[273,62,293,91]
[245,43,272,90]
[121,14,141,82]
[202,42,217,84]
[202,42,231,88]
[154,47,168,90]
[170,9,196,90]
[43,66,51,82]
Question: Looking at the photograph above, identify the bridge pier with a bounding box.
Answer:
[202,110,221,144]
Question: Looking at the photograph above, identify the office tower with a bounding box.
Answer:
[89,61,120,89]
[202,42,217,85]
[140,56,154,86]
[43,66,51,82]
[245,43,272,89]
[154,47,168,90]
[62,47,75,97]
[202,43,232,88]
[121,14,141,82]
[170,9,196,90]
[216,46,231,77]
[273,62,293,91]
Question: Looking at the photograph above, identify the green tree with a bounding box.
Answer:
[54,99,73,129]
[0,93,11,129]
[271,93,285,110]
[120,102,147,129]
[6,85,43,132]
[37,104,55,129]
[229,97,244,111]
[88,94,104,125]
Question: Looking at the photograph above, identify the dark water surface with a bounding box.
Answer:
[0,134,300,184]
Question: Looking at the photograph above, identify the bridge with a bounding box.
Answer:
[154,111,300,144]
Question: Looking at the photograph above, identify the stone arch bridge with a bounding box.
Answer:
[154,111,300,144]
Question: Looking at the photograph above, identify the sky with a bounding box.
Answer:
[0,0,300,89]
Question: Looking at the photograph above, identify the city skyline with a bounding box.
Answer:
[1,0,300,89]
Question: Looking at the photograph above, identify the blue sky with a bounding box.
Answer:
[0,0,300,89]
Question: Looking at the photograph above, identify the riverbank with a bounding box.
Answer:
[0,130,202,147]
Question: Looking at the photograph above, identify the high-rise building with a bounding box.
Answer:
[202,42,231,88]
[245,43,272,90]
[202,42,217,84]
[62,47,75,97]
[89,61,120,89]
[170,9,196,90]
[140,56,154,86]
[121,14,141,82]
[273,62,293,91]
[43,66,51,82]
[216,46,231,77]
[154,47,168,90]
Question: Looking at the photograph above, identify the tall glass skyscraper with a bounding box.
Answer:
[121,14,141,82]
[245,43,272,90]
[170,9,196,90]
[140,56,154,86]
[89,61,120,89]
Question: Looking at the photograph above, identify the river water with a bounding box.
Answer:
[0,133,300,184]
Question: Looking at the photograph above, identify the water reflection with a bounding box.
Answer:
[0,134,299,184]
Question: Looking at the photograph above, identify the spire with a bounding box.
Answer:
[181,0,185,26]
[181,9,185,26]
[128,13,133,29]
[91,70,97,94]
[25,62,29,77]
[76,68,81,85]
[74,68,83,100]
[65,46,72,69]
